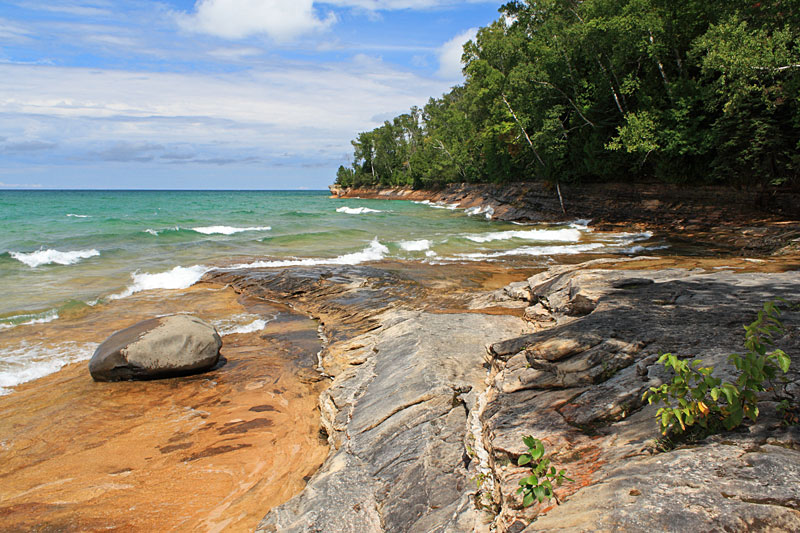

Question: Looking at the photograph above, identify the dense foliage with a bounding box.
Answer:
[336,0,800,189]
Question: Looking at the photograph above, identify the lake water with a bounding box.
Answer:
[0,189,662,394]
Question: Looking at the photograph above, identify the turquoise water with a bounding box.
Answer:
[0,189,659,327]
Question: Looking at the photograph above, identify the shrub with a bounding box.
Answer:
[643,301,791,436]
[516,436,572,507]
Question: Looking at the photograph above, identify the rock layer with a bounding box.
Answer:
[208,259,800,532]
[89,314,222,381]
[483,262,800,532]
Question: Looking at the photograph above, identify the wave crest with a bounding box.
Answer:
[111,265,209,299]
[336,207,382,215]
[465,228,582,244]
[192,225,272,235]
[10,249,100,268]
[231,238,389,269]
[399,239,431,252]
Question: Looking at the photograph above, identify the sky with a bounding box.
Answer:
[0,0,504,190]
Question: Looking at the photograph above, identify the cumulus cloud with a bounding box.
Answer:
[178,0,336,41]
[437,27,478,79]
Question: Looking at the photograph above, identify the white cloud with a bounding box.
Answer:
[437,27,478,79]
[0,60,453,164]
[178,0,337,41]
[0,18,31,42]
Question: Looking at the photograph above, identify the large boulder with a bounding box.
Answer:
[89,315,222,382]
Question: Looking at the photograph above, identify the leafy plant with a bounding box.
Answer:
[516,436,572,507]
[644,301,792,436]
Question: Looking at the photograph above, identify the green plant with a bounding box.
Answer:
[516,436,572,507]
[644,301,792,436]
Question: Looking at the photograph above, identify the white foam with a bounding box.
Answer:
[0,341,98,396]
[192,225,272,235]
[454,243,605,260]
[144,228,159,236]
[464,228,582,244]
[66,213,90,218]
[10,248,100,268]
[399,239,431,252]
[111,265,209,299]
[413,200,459,210]
[214,314,274,336]
[336,207,382,215]
[230,238,389,269]
[616,244,671,254]
[569,219,593,230]
[464,205,495,219]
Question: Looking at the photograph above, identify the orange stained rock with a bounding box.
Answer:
[0,285,328,532]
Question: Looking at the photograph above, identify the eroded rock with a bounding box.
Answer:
[486,264,800,531]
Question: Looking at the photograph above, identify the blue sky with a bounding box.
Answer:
[0,0,504,189]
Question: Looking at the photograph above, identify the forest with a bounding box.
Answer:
[335,0,799,189]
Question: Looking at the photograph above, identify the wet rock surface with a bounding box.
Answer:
[482,261,800,532]
[89,314,222,381]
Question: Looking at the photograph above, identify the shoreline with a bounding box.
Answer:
[330,182,800,256]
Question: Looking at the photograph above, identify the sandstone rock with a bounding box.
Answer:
[487,265,800,531]
[523,303,554,324]
[89,315,222,382]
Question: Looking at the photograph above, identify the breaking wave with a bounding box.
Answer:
[464,228,582,243]
[191,225,272,235]
[230,238,389,269]
[10,249,100,268]
[336,207,383,215]
[111,265,210,300]
[399,239,432,252]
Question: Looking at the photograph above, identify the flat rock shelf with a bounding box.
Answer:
[207,256,800,533]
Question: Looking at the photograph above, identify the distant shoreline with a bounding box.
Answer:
[331,182,800,256]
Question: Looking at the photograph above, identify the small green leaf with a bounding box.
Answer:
[517,454,532,466]
[523,492,535,507]
[531,441,545,461]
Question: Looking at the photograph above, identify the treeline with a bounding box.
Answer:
[336,0,799,189]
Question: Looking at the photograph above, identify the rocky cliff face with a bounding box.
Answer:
[207,258,799,532]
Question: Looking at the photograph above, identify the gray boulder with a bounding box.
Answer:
[89,315,222,382]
